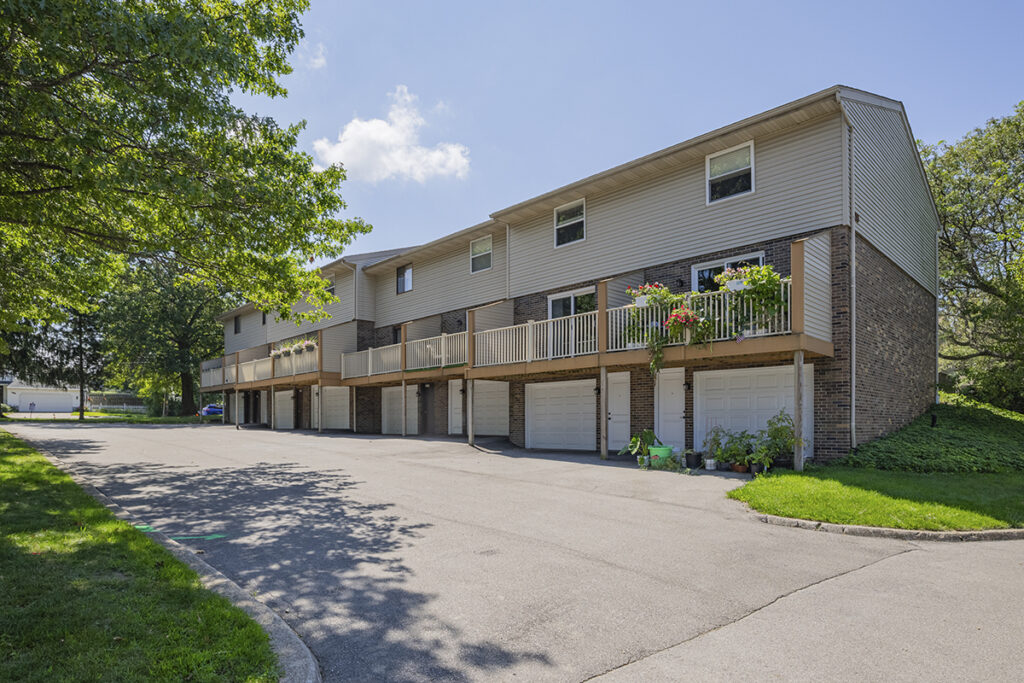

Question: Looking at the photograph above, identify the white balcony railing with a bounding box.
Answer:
[200,367,223,388]
[341,350,369,378]
[273,350,318,378]
[370,343,402,375]
[406,331,468,371]
[254,357,273,381]
[606,279,792,352]
[238,360,256,383]
[224,364,237,384]
[474,310,599,367]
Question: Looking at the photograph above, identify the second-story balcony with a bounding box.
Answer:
[339,280,805,379]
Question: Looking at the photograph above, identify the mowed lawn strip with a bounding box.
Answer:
[729,467,1024,530]
[729,394,1024,531]
[0,413,219,425]
[0,429,279,682]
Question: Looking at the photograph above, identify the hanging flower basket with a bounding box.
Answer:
[726,279,749,292]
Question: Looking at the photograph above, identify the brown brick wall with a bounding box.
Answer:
[630,369,655,433]
[356,320,376,352]
[354,386,381,433]
[854,235,936,444]
[441,309,468,334]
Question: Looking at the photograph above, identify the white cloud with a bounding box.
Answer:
[312,85,470,183]
[308,42,327,70]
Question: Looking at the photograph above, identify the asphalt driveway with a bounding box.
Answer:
[4,422,1023,681]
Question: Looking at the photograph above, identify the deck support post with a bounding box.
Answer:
[467,379,475,447]
[235,389,240,429]
[317,381,323,433]
[599,366,609,459]
[270,389,275,430]
[401,379,407,437]
[794,349,805,471]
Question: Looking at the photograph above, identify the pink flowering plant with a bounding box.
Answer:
[626,282,675,307]
[712,267,749,287]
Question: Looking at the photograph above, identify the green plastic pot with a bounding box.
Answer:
[648,446,673,458]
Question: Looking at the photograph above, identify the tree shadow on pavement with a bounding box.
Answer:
[59,456,553,682]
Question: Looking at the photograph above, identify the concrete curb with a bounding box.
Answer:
[755,512,1024,542]
[13,432,322,683]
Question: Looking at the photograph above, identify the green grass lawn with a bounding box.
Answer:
[0,430,279,681]
[729,393,1024,531]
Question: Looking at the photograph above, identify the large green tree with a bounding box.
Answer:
[103,261,227,416]
[921,102,1024,411]
[0,0,368,349]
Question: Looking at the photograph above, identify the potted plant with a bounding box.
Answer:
[619,429,662,470]
[702,425,729,471]
[303,339,317,351]
[627,283,670,308]
[723,430,755,473]
[683,449,700,469]
[752,409,800,472]
[714,267,750,291]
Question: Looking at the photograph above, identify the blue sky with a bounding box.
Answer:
[233,0,1024,257]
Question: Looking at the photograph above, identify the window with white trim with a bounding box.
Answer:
[548,287,596,319]
[325,277,335,296]
[233,315,240,334]
[691,252,764,292]
[706,142,754,203]
[554,200,585,247]
[396,265,412,294]
[470,235,492,273]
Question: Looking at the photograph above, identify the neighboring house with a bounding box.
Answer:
[201,85,939,463]
[3,378,86,412]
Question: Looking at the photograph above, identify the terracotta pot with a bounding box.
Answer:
[730,463,749,473]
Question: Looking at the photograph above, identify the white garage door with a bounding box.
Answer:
[274,390,294,430]
[694,364,813,455]
[473,380,509,436]
[321,387,350,430]
[12,390,76,413]
[526,379,596,451]
[382,385,418,435]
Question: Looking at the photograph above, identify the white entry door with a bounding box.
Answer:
[321,386,350,430]
[526,379,595,450]
[448,379,462,435]
[607,372,631,451]
[274,390,293,430]
[655,367,687,451]
[382,385,418,435]
[473,380,509,436]
[693,364,814,455]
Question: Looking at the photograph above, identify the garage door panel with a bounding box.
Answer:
[695,365,814,455]
[274,390,293,430]
[473,380,509,436]
[322,387,350,430]
[526,380,595,451]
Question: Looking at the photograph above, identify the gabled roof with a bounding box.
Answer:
[487,85,864,225]
[361,220,498,275]
[216,247,410,321]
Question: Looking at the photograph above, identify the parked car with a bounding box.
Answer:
[201,404,223,416]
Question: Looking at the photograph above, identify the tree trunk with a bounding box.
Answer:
[180,371,196,416]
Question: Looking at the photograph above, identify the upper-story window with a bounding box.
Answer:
[706,141,754,204]
[470,235,492,273]
[554,200,585,247]
[233,315,241,334]
[691,251,765,292]
[261,312,266,326]
[396,265,413,294]
[325,277,335,296]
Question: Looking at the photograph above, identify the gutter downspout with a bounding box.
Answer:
[505,223,511,301]
[839,96,857,449]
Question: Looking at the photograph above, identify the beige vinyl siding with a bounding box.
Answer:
[473,300,513,331]
[265,269,356,344]
[841,98,938,294]
[508,115,845,298]
[802,231,832,342]
[356,267,375,320]
[224,310,267,354]
[374,229,508,328]
[607,271,644,308]
[321,322,357,372]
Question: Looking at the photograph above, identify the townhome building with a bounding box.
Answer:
[200,85,939,465]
